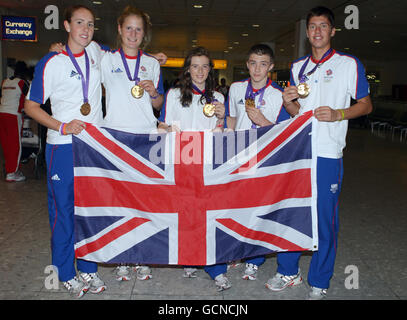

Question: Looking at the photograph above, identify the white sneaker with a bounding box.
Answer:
[79,272,106,294]
[265,270,303,291]
[242,263,258,280]
[63,276,89,299]
[214,274,232,292]
[183,267,198,278]
[227,261,241,270]
[308,286,327,300]
[115,265,131,281]
[5,171,26,182]
[134,265,152,280]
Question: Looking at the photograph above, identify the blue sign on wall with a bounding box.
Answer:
[1,15,37,42]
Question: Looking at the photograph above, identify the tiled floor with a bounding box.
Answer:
[0,126,406,300]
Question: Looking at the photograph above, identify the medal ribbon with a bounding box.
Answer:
[298,48,333,83]
[245,80,269,128]
[66,44,90,104]
[120,48,142,85]
[191,84,217,104]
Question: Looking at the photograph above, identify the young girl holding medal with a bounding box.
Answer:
[157,47,229,291]
[102,5,164,282]
[101,6,164,134]
[49,5,167,283]
[24,5,107,298]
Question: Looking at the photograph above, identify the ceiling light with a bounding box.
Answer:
[373,40,381,43]
[95,17,101,20]
[344,47,350,50]
[193,4,203,8]
[92,1,102,4]
[192,39,197,42]
[234,41,239,45]
[241,33,248,37]
[252,24,260,28]
[224,50,229,53]
[335,28,342,31]
[228,46,233,49]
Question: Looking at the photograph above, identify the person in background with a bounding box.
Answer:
[0,61,29,182]
[217,78,229,100]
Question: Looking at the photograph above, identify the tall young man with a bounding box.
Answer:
[226,44,291,281]
[265,6,372,299]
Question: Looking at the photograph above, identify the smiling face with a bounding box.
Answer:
[306,15,335,51]
[118,14,145,55]
[246,53,273,88]
[64,7,94,53]
[188,55,211,90]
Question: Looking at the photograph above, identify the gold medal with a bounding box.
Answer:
[80,102,91,116]
[203,103,216,117]
[297,83,310,98]
[245,98,255,108]
[131,85,144,99]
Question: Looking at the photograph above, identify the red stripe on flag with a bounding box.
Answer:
[232,111,313,174]
[85,124,164,179]
[207,169,312,210]
[216,218,307,251]
[75,217,150,258]
[74,176,177,212]
[75,169,311,211]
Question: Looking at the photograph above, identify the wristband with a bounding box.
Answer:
[150,93,160,99]
[59,123,66,136]
[339,109,345,121]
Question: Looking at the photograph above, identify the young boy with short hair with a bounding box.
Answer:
[226,43,291,281]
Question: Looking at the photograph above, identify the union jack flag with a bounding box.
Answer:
[73,111,318,266]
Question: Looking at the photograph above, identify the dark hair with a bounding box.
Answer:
[247,44,275,64]
[178,47,216,107]
[14,61,27,78]
[64,5,95,23]
[306,6,335,27]
[117,6,152,49]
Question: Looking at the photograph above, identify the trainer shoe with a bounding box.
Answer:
[183,267,198,278]
[227,261,241,270]
[214,273,232,292]
[79,272,107,294]
[242,263,258,280]
[5,171,26,182]
[134,265,152,280]
[63,276,89,299]
[265,270,303,291]
[115,265,131,281]
[308,287,328,300]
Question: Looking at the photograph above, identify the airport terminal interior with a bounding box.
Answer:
[0,0,406,301]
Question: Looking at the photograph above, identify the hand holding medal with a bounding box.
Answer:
[203,103,215,117]
[297,48,333,99]
[244,79,268,128]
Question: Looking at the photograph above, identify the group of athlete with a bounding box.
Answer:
[23,4,372,299]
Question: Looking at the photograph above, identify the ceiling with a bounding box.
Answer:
[1,0,406,70]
